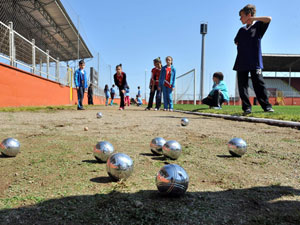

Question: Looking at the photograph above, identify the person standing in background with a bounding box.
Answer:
[124,85,130,107]
[114,64,128,110]
[159,56,176,111]
[145,57,162,111]
[110,84,116,106]
[74,60,88,110]
[104,84,110,106]
[88,83,93,105]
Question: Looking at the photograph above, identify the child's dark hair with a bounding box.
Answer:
[154,57,162,69]
[79,59,85,65]
[154,57,161,64]
[213,72,224,81]
[138,86,140,89]
[116,64,122,69]
[104,84,109,91]
[239,4,256,16]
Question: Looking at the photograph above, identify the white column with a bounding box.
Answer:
[8,21,15,67]
[56,57,60,82]
[46,50,49,79]
[32,39,36,74]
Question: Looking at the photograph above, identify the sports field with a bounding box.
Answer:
[0,105,300,225]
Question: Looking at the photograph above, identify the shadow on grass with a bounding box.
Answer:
[139,153,155,157]
[0,154,14,158]
[216,155,235,158]
[151,156,166,161]
[82,159,104,164]
[1,185,300,225]
[90,176,113,184]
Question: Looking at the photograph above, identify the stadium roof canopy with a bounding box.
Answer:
[0,0,92,61]
[263,54,300,72]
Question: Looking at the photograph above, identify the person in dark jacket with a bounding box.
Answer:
[88,84,93,105]
[233,4,273,115]
[113,64,128,110]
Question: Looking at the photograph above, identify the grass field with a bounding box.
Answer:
[174,104,300,122]
[0,105,300,225]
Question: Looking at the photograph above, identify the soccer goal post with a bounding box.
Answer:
[174,68,197,105]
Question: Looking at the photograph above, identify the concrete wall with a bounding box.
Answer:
[0,62,106,107]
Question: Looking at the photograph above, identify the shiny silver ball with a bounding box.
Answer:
[96,112,103,119]
[94,141,114,162]
[0,138,20,157]
[162,140,182,160]
[156,164,189,196]
[106,153,134,181]
[228,138,247,157]
[181,118,189,126]
[150,137,166,155]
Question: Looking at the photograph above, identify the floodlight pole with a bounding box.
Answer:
[145,69,147,101]
[77,15,80,63]
[200,23,207,100]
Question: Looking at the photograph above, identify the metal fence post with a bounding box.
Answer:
[32,39,36,74]
[8,21,15,67]
[39,58,42,76]
[56,57,59,82]
[46,50,49,79]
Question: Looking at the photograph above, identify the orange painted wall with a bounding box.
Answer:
[0,62,106,107]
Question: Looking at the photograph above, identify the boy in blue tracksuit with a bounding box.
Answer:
[74,60,88,110]
[159,56,176,111]
[202,72,229,109]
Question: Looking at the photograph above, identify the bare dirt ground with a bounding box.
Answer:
[0,105,300,225]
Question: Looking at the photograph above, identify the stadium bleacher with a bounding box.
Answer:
[278,78,300,92]
[248,78,300,97]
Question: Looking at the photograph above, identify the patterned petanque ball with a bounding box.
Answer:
[228,138,247,157]
[150,137,166,155]
[96,112,103,119]
[156,164,189,196]
[94,141,114,162]
[181,118,189,126]
[0,138,20,157]
[162,140,182,160]
[106,153,134,181]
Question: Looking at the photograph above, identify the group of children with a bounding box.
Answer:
[111,56,176,111]
[145,56,176,111]
[103,82,143,108]
[74,4,274,115]
[103,84,115,106]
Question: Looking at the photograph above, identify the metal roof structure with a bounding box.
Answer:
[0,0,92,61]
[263,54,300,72]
